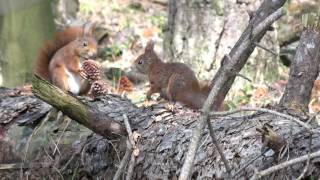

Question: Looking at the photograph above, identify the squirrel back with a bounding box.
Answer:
[34,27,85,80]
[134,40,212,109]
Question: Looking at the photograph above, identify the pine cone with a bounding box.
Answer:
[89,80,108,97]
[118,76,134,93]
[82,60,101,82]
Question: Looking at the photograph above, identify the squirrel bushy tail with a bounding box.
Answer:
[190,82,212,109]
[200,82,212,96]
[34,27,84,80]
[177,90,207,109]
[174,83,211,109]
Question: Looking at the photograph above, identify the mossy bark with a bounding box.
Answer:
[0,0,55,87]
[32,75,127,137]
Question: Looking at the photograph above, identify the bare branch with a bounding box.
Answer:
[233,148,270,178]
[250,149,320,180]
[296,132,312,180]
[123,114,135,147]
[254,42,278,56]
[179,1,286,179]
[112,141,133,180]
[32,75,126,138]
[207,117,231,174]
[126,153,136,180]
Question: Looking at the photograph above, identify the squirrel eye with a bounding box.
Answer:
[138,59,143,64]
[82,41,88,47]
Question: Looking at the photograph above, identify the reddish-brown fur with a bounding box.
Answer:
[34,23,98,95]
[134,40,211,109]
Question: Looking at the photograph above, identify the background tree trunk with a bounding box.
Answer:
[279,14,320,115]
[0,0,55,87]
[164,0,282,86]
[51,0,79,28]
[164,0,224,80]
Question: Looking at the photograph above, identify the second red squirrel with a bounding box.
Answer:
[34,23,98,95]
[134,40,211,109]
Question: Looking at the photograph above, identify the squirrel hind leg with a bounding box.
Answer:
[167,73,186,103]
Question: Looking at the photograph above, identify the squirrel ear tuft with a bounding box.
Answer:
[145,40,155,52]
[83,22,97,36]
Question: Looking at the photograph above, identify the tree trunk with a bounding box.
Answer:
[164,0,282,84]
[0,0,55,87]
[164,0,224,80]
[0,86,319,179]
[279,14,320,115]
[51,0,79,28]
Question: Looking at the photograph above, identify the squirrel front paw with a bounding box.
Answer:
[79,69,88,79]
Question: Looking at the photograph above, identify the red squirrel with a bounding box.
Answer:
[134,40,211,109]
[34,23,98,95]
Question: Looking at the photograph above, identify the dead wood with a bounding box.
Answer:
[1,87,320,179]
[31,75,127,138]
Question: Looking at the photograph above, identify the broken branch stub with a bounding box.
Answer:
[32,75,127,138]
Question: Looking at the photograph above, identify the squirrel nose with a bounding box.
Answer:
[88,51,97,59]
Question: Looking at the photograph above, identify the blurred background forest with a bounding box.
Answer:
[0,0,319,111]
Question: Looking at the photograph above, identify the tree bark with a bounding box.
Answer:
[0,0,55,87]
[32,75,126,138]
[51,0,79,28]
[278,14,320,115]
[1,86,320,179]
[164,0,224,79]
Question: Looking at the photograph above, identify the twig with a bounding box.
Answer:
[123,114,138,180]
[43,147,54,161]
[150,0,168,6]
[107,139,121,164]
[250,149,320,180]
[126,153,136,180]
[0,163,30,170]
[112,140,133,180]
[53,118,71,155]
[60,153,76,172]
[206,117,231,174]
[113,115,137,180]
[123,114,135,147]
[50,137,61,156]
[233,148,270,178]
[254,42,278,56]
[53,166,64,180]
[236,73,252,82]
[178,113,209,180]
[209,107,312,131]
[296,132,312,180]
